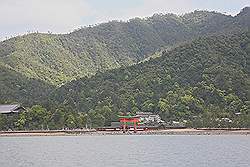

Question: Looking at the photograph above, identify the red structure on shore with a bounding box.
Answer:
[119,115,140,133]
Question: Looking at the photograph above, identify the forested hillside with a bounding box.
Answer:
[0,8,250,130]
[0,63,54,105]
[49,31,250,127]
[0,8,249,86]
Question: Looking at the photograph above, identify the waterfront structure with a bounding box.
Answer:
[97,112,167,132]
[119,115,140,133]
[136,112,164,125]
[0,104,25,114]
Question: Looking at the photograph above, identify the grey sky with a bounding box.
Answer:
[0,0,249,41]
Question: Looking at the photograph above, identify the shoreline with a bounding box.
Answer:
[1,129,250,137]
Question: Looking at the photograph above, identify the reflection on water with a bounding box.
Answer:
[0,135,249,167]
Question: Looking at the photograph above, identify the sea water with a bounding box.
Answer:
[0,135,249,167]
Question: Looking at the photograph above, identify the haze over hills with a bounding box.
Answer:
[0,8,249,86]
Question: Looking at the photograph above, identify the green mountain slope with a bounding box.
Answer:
[0,63,54,105]
[0,8,249,85]
[49,31,250,126]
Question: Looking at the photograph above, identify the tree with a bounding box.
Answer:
[28,105,49,130]
[49,109,66,129]
[77,113,87,128]
[158,98,171,121]
[15,112,27,130]
[142,100,155,112]
[65,114,76,129]
[0,114,7,130]
[89,111,105,128]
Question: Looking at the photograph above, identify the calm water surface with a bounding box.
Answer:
[0,135,249,167]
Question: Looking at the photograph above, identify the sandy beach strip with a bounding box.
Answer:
[0,128,250,137]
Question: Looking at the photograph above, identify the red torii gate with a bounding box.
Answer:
[118,115,140,133]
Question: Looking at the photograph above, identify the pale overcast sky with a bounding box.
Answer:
[0,0,249,40]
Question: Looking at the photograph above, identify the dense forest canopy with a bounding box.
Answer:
[0,8,249,86]
[49,32,250,124]
[0,63,54,105]
[0,8,249,129]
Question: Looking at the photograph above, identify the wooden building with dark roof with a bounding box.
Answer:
[0,104,25,114]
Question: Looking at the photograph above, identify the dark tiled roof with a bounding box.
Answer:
[0,104,25,114]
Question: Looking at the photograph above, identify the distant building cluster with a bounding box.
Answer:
[136,112,165,125]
